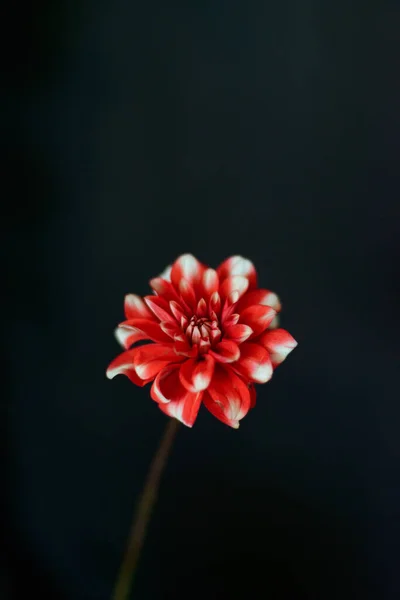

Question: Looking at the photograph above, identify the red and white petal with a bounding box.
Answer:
[158,263,172,281]
[268,315,280,329]
[144,296,175,323]
[148,278,180,304]
[124,294,155,320]
[224,313,240,327]
[239,304,276,336]
[258,328,297,368]
[209,291,221,316]
[204,365,251,428]
[209,340,240,363]
[196,298,207,317]
[224,323,253,344]
[236,289,281,313]
[158,390,203,427]
[114,326,148,349]
[234,342,273,383]
[201,268,219,297]
[133,343,183,380]
[219,275,249,301]
[106,349,152,386]
[217,255,257,288]
[171,254,204,290]
[169,300,187,323]
[159,320,184,341]
[179,355,215,392]
[150,365,188,404]
[118,318,171,344]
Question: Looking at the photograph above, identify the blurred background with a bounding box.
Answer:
[3,1,399,598]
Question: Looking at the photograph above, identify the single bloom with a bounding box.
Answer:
[107,254,297,428]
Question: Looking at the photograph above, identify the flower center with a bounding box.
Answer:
[185,315,222,354]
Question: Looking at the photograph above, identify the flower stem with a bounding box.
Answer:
[111,418,180,600]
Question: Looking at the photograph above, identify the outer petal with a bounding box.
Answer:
[106,349,152,386]
[150,365,188,404]
[171,254,204,291]
[209,340,240,363]
[133,344,184,380]
[217,255,257,288]
[204,365,251,428]
[158,391,203,427]
[258,328,298,368]
[239,304,276,336]
[234,342,273,383]
[236,289,282,313]
[179,355,215,392]
[114,326,149,349]
[124,294,155,320]
[118,319,171,345]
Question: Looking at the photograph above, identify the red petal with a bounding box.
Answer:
[234,342,273,383]
[217,255,257,288]
[219,275,249,300]
[150,365,188,404]
[158,391,203,427]
[179,355,215,392]
[224,323,253,344]
[239,304,276,336]
[171,254,205,291]
[204,365,251,428]
[236,289,282,313]
[258,328,297,368]
[133,343,183,380]
[124,294,155,320]
[209,340,240,363]
[106,349,152,386]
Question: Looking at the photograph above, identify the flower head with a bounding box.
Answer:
[107,254,297,428]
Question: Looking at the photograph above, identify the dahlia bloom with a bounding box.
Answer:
[107,254,297,428]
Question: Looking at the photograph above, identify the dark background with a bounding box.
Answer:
[3,1,399,599]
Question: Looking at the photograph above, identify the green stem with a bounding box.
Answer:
[111,418,180,600]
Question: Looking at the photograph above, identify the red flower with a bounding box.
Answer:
[107,254,297,428]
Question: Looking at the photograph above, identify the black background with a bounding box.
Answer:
[3,1,399,599]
